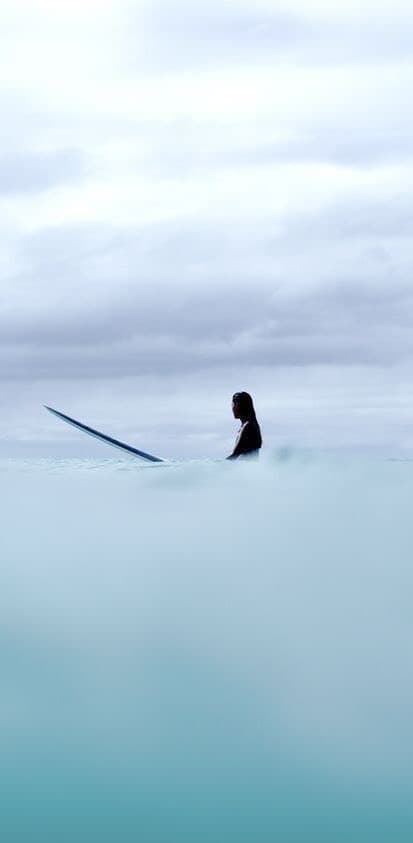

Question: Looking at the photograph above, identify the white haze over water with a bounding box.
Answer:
[1,455,412,841]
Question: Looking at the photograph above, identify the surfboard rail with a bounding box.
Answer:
[44,405,164,462]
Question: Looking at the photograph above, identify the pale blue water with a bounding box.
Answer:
[0,454,412,842]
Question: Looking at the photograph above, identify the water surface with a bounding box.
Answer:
[1,454,412,841]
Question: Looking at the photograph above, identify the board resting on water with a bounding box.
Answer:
[44,406,164,462]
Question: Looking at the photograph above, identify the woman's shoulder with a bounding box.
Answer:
[240,419,259,436]
[240,419,255,434]
[241,418,262,446]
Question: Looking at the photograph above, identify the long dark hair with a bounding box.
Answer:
[233,392,262,446]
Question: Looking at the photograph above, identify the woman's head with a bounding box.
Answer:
[232,391,257,421]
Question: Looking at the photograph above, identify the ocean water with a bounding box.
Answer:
[0,453,412,842]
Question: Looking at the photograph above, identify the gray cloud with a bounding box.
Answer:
[129,1,413,70]
[0,149,86,195]
[114,123,413,183]
[2,274,412,382]
[284,196,413,241]
[1,181,412,385]
[250,132,413,169]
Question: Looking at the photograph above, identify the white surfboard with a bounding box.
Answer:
[44,406,164,462]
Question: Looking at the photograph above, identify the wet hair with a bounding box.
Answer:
[232,392,262,447]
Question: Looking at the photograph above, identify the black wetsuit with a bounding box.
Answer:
[227,419,262,459]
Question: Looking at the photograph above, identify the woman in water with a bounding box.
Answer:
[227,392,262,459]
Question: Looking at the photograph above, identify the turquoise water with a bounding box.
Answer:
[0,455,412,841]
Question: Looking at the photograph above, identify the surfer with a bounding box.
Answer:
[227,392,262,459]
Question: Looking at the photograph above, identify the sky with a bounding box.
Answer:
[1,0,413,458]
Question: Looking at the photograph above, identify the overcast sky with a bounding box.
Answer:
[1,0,413,458]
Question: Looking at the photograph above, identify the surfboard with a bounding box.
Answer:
[44,406,164,462]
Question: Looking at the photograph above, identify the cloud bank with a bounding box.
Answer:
[1,0,412,456]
